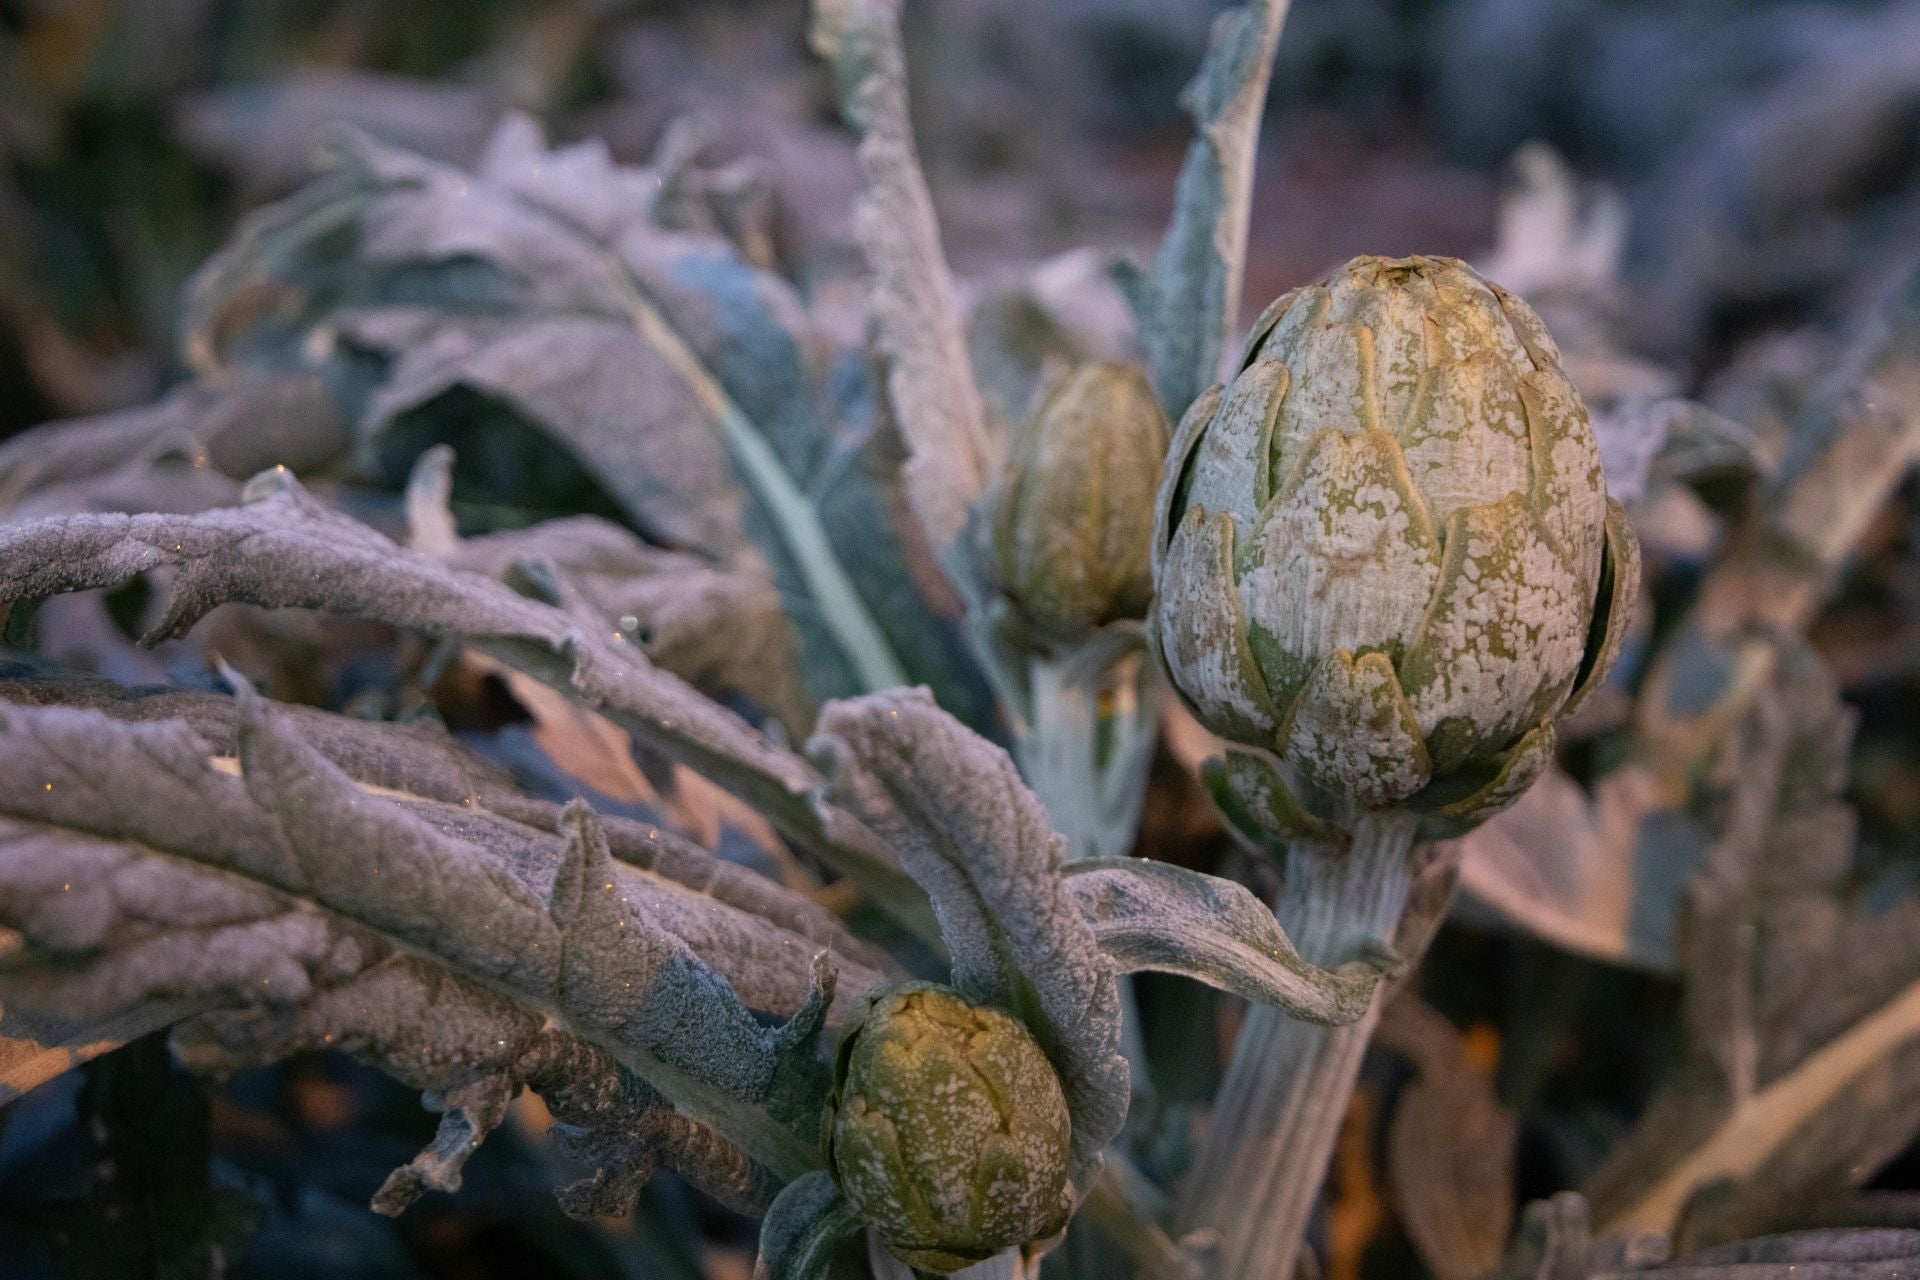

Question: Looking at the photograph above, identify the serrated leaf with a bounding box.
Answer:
[0,691,887,1177]
[0,475,934,937]
[807,687,1128,1191]
[187,113,909,698]
[1588,639,1920,1241]
[1061,858,1385,1024]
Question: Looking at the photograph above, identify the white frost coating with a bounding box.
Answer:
[1281,650,1432,807]
[1182,358,1286,534]
[1270,322,1376,477]
[1160,509,1277,739]
[1399,496,1586,768]
[1397,353,1531,527]
[1523,372,1607,584]
[1345,283,1431,434]
[1239,429,1441,703]
[1156,254,1629,824]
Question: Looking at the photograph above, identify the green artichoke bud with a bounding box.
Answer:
[825,983,1072,1273]
[1151,255,1639,831]
[990,362,1172,646]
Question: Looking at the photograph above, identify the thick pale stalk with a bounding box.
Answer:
[1174,813,1419,1279]
[1017,645,1161,1098]
[1020,650,1159,863]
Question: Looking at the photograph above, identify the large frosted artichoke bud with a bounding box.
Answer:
[989,362,1171,648]
[825,984,1072,1273]
[1151,255,1638,833]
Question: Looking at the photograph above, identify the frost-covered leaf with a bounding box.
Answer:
[0,692,870,1178]
[1503,1194,1920,1280]
[1587,639,1920,1242]
[807,688,1129,1190]
[185,113,914,700]
[175,69,494,189]
[1137,0,1290,418]
[0,664,892,980]
[1590,399,1767,508]
[1062,858,1385,1023]
[0,475,932,933]
[810,0,994,561]
[1603,1228,1920,1279]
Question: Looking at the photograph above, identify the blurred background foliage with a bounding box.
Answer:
[1,1,1919,1277]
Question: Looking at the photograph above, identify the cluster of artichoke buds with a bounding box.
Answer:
[825,984,1073,1273]
[1152,255,1639,837]
[987,361,1172,651]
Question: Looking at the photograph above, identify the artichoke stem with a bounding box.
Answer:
[1018,647,1158,863]
[1173,812,1420,1280]
[1017,645,1160,1099]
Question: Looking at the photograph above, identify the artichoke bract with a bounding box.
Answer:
[990,362,1171,647]
[1152,255,1638,833]
[825,984,1072,1273]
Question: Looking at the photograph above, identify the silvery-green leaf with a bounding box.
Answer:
[1201,746,1338,853]
[810,0,994,561]
[1590,398,1769,506]
[0,476,933,938]
[186,115,909,698]
[1061,859,1386,1024]
[807,688,1129,1190]
[0,662,895,988]
[754,1171,862,1280]
[1137,0,1291,418]
[0,694,869,1177]
[1450,761,1693,973]
[1587,638,1920,1240]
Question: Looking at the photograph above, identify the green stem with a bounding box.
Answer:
[1172,812,1419,1279]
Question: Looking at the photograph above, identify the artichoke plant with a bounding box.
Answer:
[989,362,1172,650]
[1152,254,1640,836]
[825,984,1073,1273]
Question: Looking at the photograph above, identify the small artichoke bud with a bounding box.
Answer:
[990,362,1172,646]
[1152,255,1639,831]
[826,983,1072,1273]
